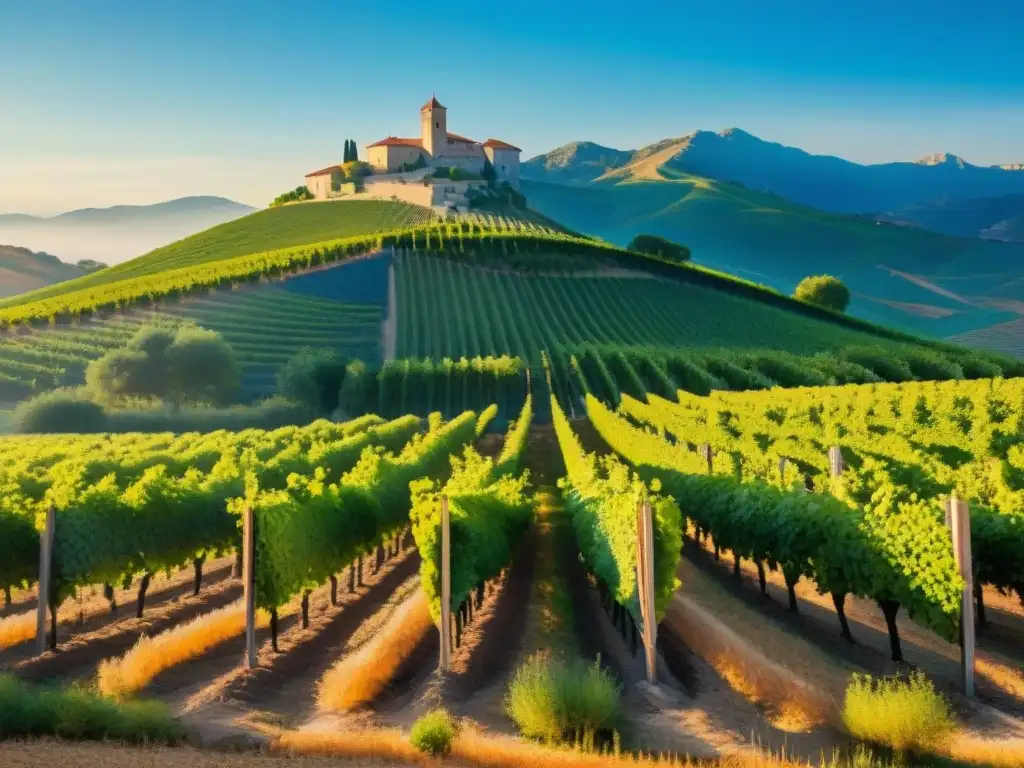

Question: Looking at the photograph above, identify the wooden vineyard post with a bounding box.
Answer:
[439,495,453,673]
[35,505,55,655]
[947,492,975,696]
[242,505,257,669]
[636,498,657,684]
[828,446,844,478]
[699,443,714,474]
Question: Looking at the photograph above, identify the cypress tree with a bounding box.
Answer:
[349,139,358,162]
[343,140,352,163]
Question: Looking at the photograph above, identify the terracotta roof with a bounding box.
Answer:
[421,95,446,110]
[482,138,522,152]
[446,132,479,145]
[366,136,424,149]
[305,164,342,177]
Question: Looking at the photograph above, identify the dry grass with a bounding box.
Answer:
[316,589,433,712]
[97,600,269,698]
[946,735,1024,768]
[0,609,36,651]
[666,585,842,731]
[274,727,436,765]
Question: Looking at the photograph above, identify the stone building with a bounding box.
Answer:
[305,96,521,202]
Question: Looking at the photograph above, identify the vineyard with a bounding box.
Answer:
[0,283,385,401]
[3,198,1024,765]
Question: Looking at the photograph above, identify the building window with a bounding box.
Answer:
[435,122,439,129]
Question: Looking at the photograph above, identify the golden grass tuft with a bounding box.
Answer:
[316,589,433,712]
[0,609,36,651]
[97,600,268,698]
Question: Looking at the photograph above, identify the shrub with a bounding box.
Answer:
[794,275,851,312]
[86,324,239,407]
[105,398,310,434]
[13,388,108,434]
[627,234,691,263]
[737,352,830,388]
[277,348,349,415]
[808,353,882,384]
[842,672,954,754]
[409,708,457,757]
[506,654,621,746]
[900,348,964,382]
[166,325,241,406]
[0,673,183,742]
[699,354,775,391]
[270,186,314,207]
[840,346,915,382]
[664,354,721,396]
[336,360,375,419]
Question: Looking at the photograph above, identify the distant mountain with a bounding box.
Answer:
[524,130,1024,215]
[0,245,103,299]
[521,142,634,185]
[0,196,257,265]
[877,194,1024,242]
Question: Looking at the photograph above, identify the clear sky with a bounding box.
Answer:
[3,0,1023,215]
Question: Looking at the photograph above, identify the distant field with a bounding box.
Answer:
[395,254,890,362]
[0,200,432,309]
[0,409,11,433]
[0,256,389,401]
[948,316,1024,358]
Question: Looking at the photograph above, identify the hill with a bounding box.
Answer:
[877,194,1024,242]
[0,196,256,268]
[1,204,1010,411]
[0,245,101,299]
[524,130,1024,215]
[520,175,1024,338]
[0,199,433,309]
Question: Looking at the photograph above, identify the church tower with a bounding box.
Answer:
[420,95,446,160]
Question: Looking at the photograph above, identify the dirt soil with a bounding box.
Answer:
[160,548,420,717]
[684,533,1024,740]
[4,565,242,683]
[1,740,411,768]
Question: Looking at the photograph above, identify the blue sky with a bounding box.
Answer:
[2,0,1023,214]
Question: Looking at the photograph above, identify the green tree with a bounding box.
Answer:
[277,348,349,416]
[349,138,358,162]
[627,233,691,263]
[482,158,497,184]
[794,275,851,313]
[166,326,241,406]
[343,139,352,163]
[86,348,158,403]
[86,324,239,407]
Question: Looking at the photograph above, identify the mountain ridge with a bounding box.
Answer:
[524,129,1024,214]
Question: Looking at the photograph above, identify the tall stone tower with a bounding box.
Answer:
[420,95,446,160]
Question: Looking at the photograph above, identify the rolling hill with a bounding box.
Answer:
[0,197,1010,412]
[0,200,433,309]
[877,194,1024,242]
[521,163,1024,339]
[0,196,256,268]
[0,245,102,299]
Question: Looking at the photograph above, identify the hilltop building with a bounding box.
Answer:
[304,96,521,212]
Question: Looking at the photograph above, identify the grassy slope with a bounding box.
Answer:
[0,200,432,309]
[521,177,1024,338]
